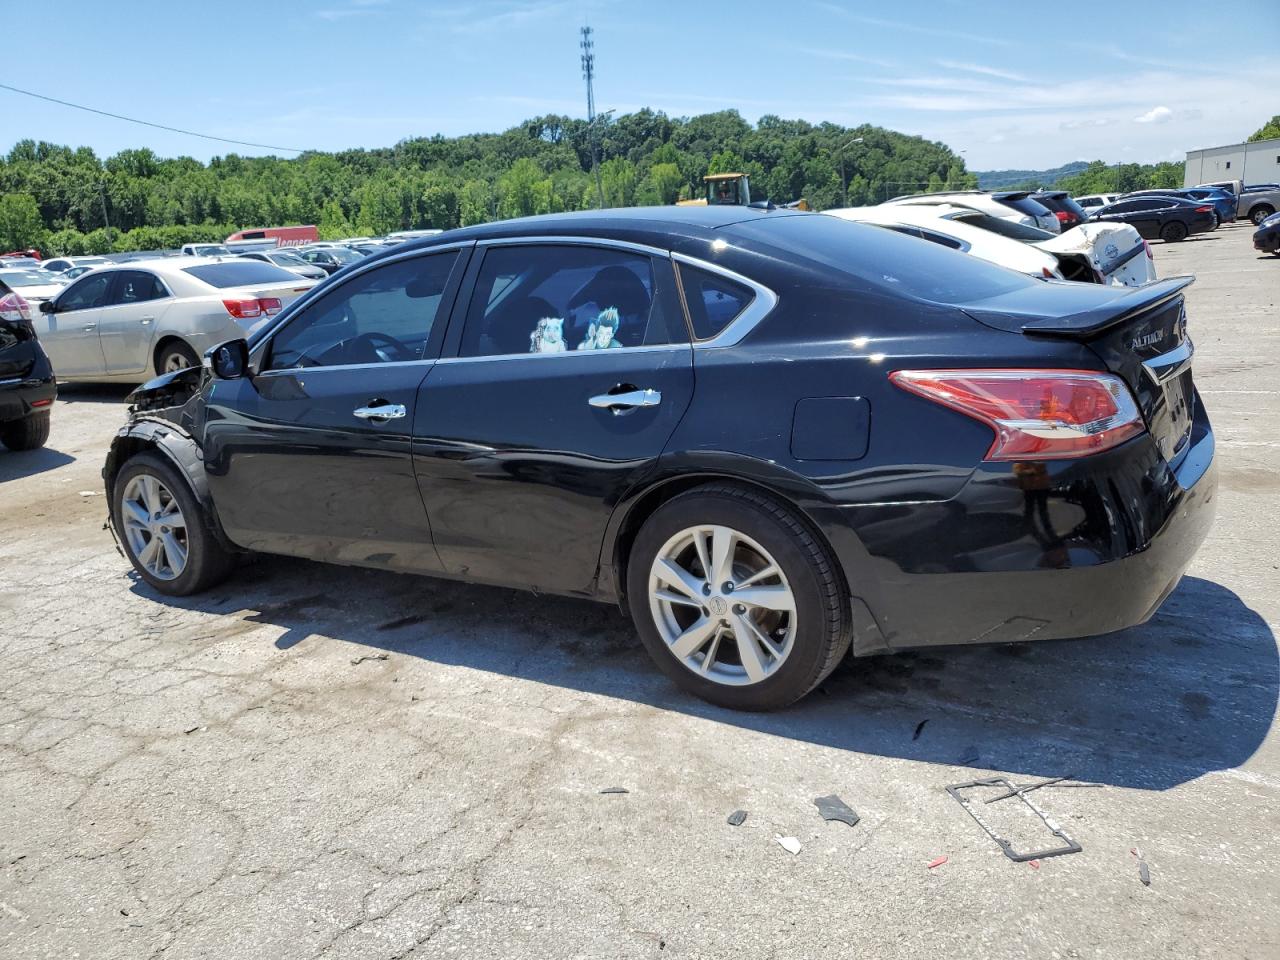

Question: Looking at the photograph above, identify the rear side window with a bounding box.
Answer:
[677,264,755,340]
[112,271,168,304]
[995,195,1052,219]
[182,262,299,288]
[267,252,458,369]
[879,224,964,250]
[459,245,678,357]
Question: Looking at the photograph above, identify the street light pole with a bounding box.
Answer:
[839,137,864,208]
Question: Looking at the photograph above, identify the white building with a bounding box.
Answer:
[1184,137,1280,187]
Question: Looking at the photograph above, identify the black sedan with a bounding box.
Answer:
[1090,196,1217,242]
[0,279,56,450]
[1254,211,1280,255]
[103,207,1216,711]
[297,246,364,275]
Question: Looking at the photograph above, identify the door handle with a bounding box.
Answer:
[140,316,154,325]
[353,403,407,421]
[83,323,97,332]
[588,388,661,412]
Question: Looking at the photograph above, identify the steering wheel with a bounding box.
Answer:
[353,331,415,363]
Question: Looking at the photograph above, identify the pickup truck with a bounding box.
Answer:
[1237,186,1280,225]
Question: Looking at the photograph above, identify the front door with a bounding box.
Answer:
[40,271,111,377]
[202,247,468,571]
[415,241,694,596]
[98,270,173,374]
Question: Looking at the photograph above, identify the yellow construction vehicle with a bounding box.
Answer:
[676,172,809,209]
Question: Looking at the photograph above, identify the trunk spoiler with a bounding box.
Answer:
[1020,275,1195,338]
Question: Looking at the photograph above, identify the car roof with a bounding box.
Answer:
[391,205,806,254]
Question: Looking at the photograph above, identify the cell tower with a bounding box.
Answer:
[580,25,596,123]
[581,25,605,208]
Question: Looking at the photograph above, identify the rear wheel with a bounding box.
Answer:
[0,411,50,451]
[626,484,850,711]
[1160,221,1189,242]
[155,339,199,375]
[112,452,234,595]
[1252,204,1276,226]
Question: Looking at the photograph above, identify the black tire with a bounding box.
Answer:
[626,484,851,711]
[1252,205,1276,226]
[1160,221,1189,243]
[0,411,51,451]
[155,339,200,375]
[112,451,234,596]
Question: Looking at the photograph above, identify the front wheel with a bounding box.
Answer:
[1160,221,1189,242]
[626,484,850,711]
[0,411,51,451]
[112,451,234,595]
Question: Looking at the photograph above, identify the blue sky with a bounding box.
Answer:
[2,0,1278,171]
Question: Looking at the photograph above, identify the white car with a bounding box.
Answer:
[826,204,1156,286]
[40,255,112,274]
[235,249,329,280]
[884,190,1060,233]
[32,257,318,381]
[180,243,233,257]
[0,268,68,310]
[1074,194,1120,213]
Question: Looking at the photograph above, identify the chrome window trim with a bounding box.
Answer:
[249,241,474,353]
[671,252,778,349]
[436,343,689,365]
[253,358,435,377]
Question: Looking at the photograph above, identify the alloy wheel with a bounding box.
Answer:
[648,524,797,686]
[120,474,189,580]
[163,352,191,373]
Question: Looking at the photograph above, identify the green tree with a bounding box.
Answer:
[599,157,637,207]
[318,199,354,239]
[0,193,46,250]
[1248,116,1280,142]
[498,158,550,219]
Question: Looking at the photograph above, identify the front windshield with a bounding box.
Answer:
[329,248,363,263]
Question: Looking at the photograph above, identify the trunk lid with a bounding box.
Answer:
[1034,222,1157,287]
[962,276,1197,464]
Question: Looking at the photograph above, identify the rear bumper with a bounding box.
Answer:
[0,358,56,424]
[838,402,1216,653]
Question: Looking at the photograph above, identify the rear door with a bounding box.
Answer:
[98,270,172,374]
[39,271,112,377]
[414,240,694,595]
[202,247,468,571]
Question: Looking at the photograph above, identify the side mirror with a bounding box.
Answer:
[206,338,250,379]
[39,300,56,314]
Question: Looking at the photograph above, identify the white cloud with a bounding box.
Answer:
[935,59,1027,82]
[1134,105,1173,124]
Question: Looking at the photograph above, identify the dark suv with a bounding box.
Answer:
[1031,191,1090,231]
[0,279,56,450]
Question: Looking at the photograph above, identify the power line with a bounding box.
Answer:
[0,82,307,154]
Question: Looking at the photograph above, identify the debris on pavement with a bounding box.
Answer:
[774,835,802,855]
[927,856,948,869]
[599,787,629,795]
[183,725,198,734]
[913,719,929,740]
[813,794,860,827]
[1132,847,1152,886]
[727,810,748,827]
[1028,859,1041,870]
[946,777,1082,862]
[984,775,1071,804]
[350,653,390,665]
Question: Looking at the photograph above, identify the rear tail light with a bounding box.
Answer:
[30,398,53,408]
[889,369,1145,460]
[1054,211,1071,224]
[1143,240,1153,260]
[0,291,31,323]
[223,297,283,320]
[1195,205,1213,213]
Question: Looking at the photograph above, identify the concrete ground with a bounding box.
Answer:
[1,222,1277,960]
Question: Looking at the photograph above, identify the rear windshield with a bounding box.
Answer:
[182,262,299,288]
[728,214,1033,304]
[949,212,1055,242]
[995,195,1052,219]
